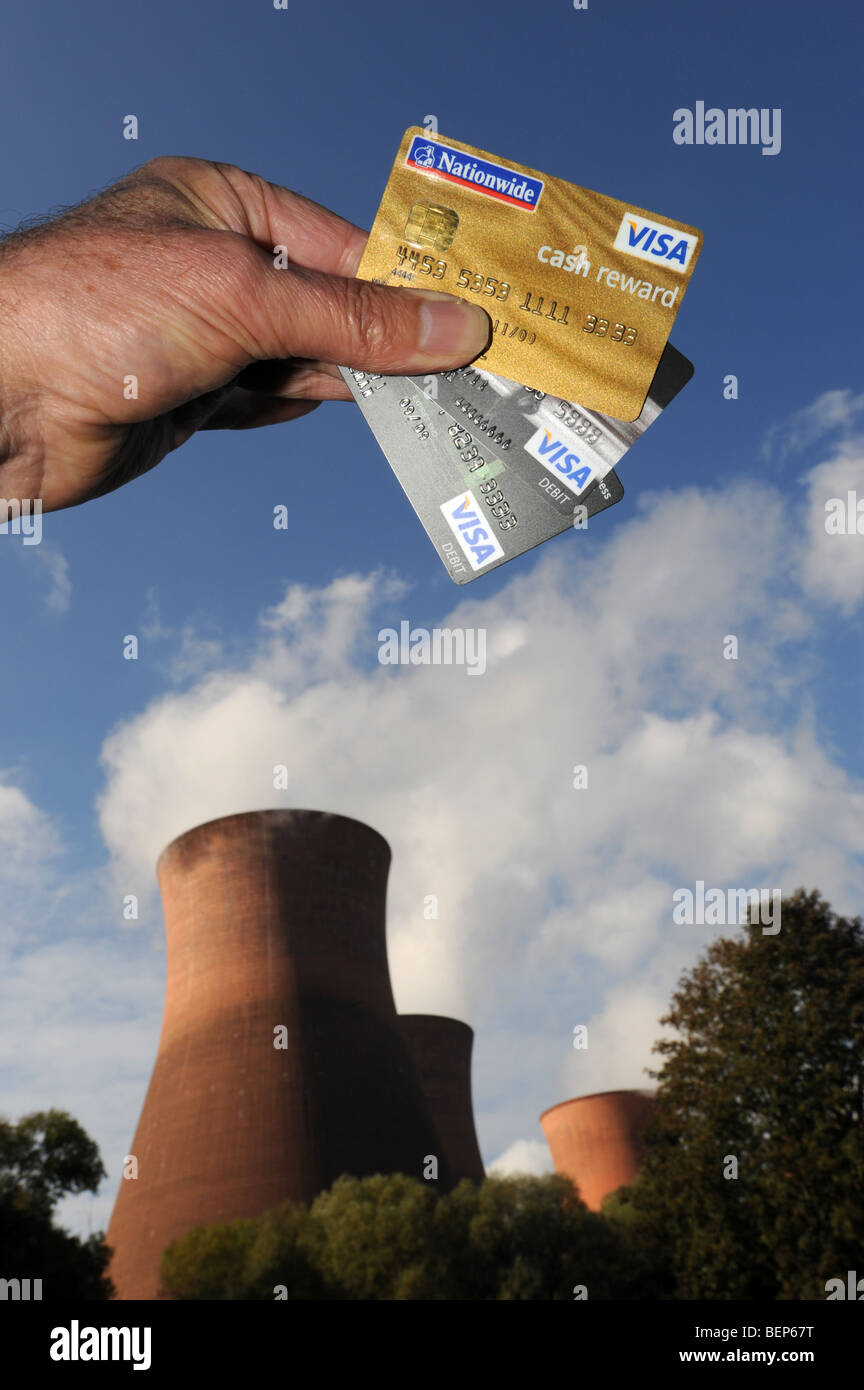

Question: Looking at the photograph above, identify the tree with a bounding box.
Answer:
[242,1200,335,1300]
[0,1109,112,1298]
[432,1172,654,1300]
[305,1173,439,1300]
[162,1201,333,1301]
[160,1171,659,1300]
[161,1174,439,1301]
[629,890,864,1299]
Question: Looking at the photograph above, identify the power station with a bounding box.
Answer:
[540,1090,655,1210]
[106,810,481,1300]
[398,1015,485,1183]
[105,808,654,1298]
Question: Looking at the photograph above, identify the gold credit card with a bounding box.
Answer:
[357,128,704,421]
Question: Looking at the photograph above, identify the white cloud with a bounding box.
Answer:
[36,546,71,613]
[799,443,864,612]
[559,982,672,1099]
[0,782,163,1241]
[0,927,166,1241]
[763,388,864,460]
[89,477,864,1188]
[258,570,410,687]
[136,588,226,682]
[6,445,863,1238]
[0,779,61,890]
[488,1138,553,1178]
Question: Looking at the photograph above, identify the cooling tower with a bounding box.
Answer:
[539,1089,655,1210]
[398,1015,485,1183]
[106,809,447,1300]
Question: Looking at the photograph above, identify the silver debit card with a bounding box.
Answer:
[409,341,694,509]
[339,367,623,584]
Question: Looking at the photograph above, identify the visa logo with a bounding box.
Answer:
[524,429,593,495]
[612,213,698,274]
[439,491,505,571]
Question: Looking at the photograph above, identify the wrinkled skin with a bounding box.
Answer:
[0,155,490,512]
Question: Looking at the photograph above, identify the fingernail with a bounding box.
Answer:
[417,293,490,359]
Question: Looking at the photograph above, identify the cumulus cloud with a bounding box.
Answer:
[762,388,864,612]
[0,924,166,1241]
[89,476,864,1182]
[136,587,226,683]
[4,393,861,1239]
[3,541,72,613]
[799,443,864,613]
[559,982,673,1100]
[763,387,864,460]
[488,1138,553,1178]
[32,545,72,613]
[0,779,61,891]
[0,780,161,1239]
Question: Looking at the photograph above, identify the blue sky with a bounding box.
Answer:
[0,0,862,1235]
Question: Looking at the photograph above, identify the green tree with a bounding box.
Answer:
[242,1200,335,1300]
[432,1172,654,1300]
[160,1171,660,1300]
[305,1173,439,1300]
[162,1201,334,1300]
[159,1218,259,1300]
[630,890,864,1299]
[0,1109,112,1299]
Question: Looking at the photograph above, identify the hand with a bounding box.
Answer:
[0,156,491,512]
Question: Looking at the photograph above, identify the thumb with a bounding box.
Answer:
[241,259,492,374]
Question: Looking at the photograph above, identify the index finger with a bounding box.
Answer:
[148,157,370,277]
[221,162,369,276]
[254,181,368,276]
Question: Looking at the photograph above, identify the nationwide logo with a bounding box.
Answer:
[406,137,543,211]
[613,212,698,273]
[524,428,594,495]
[439,491,505,570]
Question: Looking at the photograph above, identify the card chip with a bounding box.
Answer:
[359,128,704,418]
[403,200,459,251]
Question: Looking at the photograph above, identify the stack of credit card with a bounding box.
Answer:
[341,128,702,584]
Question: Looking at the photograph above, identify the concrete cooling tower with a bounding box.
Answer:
[539,1089,655,1210]
[398,1015,485,1183]
[106,810,448,1300]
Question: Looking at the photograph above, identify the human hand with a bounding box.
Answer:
[0,156,490,511]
